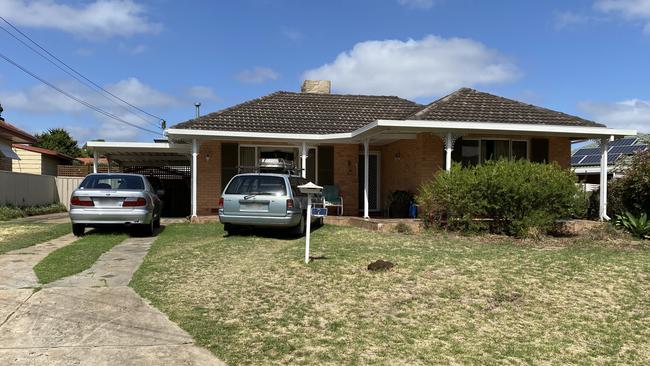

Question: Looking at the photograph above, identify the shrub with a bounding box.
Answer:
[608,149,650,217]
[0,203,67,221]
[615,211,650,239]
[416,159,585,237]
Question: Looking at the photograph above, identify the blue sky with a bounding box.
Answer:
[0,0,649,143]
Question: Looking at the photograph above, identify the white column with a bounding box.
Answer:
[106,157,110,173]
[92,151,98,173]
[305,193,312,264]
[301,141,307,179]
[445,132,453,172]
[599,137,611,221]
[191,139,198,219]
[363,139,370,219]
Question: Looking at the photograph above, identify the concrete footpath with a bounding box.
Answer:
[0,231,224,366]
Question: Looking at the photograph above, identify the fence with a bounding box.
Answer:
[0,171,84,209]
[57,165,120,177]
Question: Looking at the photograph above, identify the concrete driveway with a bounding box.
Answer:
[0,229,224,366]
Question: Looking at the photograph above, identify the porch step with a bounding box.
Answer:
[324,216,422,233]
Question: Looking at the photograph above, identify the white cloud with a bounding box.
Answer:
[0,0,161,39]
[187,86,220,103]
[595,0,650,33]
[235,66,280,84]
[578,99,650,132]
[397,0,436,10]
[555,11,593,29]
[302,35,520,99]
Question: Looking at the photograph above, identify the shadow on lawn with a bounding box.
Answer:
[83,225,166,238]
[224,222,323,241]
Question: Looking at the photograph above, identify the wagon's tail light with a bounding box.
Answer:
[286,198,294,210]
[218,197,224,209]
[123,197,147,207]
[71,196,94,207]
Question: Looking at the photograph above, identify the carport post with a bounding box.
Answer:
[92,150,98,173]
[191,139,198,219]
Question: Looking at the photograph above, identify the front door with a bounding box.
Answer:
[358,153,379,212]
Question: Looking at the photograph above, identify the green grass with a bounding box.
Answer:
[34,232,127,284]
[131,223,650,365]
[0,203,67,221]
[0,222,70,254]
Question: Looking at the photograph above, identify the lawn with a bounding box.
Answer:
[0,222,70,254]
[130,223,650,365]
[34,231,127,284]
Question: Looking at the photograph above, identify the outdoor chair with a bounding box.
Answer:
[322,185,343,216]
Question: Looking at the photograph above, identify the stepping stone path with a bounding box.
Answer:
[0,231,224,366]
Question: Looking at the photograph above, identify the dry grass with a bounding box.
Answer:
[0,223,70,254]
[131,223,650,365]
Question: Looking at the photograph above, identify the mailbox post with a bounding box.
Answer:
[297,182,324,264]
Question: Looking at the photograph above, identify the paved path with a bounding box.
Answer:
[9,212,70,224]
[0,232,225,366]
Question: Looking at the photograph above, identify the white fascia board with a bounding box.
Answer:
[572,166,614,174]
[165,128,355,142]
[84,140,190,153]
[373,120,637,138]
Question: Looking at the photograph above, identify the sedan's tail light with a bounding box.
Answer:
[123,197,147,207]
[218,197,224,209]
[70,196,94,207]
[286,198,294,210]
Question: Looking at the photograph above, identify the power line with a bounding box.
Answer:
[0,16,165,127]
[0,24,162,130]
[0,51,161,136]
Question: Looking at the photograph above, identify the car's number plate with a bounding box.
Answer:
[239,202,268,211]
[93,198,124,207]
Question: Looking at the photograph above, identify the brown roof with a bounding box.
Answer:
[0,120,37,143]
[173,88,603,134]
[411,88,603,127]
[173,91,422,134]
[12,144,74,161]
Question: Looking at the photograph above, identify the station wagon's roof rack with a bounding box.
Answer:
[237,158,298,175]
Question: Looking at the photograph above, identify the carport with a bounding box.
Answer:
[84,140,192,218]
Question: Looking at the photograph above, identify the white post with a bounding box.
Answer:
[92,150,98,173]
[363,139,369,219]
[599,137,610,221]
[445,132,453,172]
[305,193,312,264]
[106,157,110,173]
[301,141,307,178]
[191,139,198,219]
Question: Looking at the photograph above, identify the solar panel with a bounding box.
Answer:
[610,137,638,147]
[579,155,602,165]
[573,147,600,156]
[609,145,645,154]
[571,156,585,165]
[608,153,622,164]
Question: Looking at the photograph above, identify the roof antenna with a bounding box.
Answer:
[194,102,201,118]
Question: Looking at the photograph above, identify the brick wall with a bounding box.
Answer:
[197,140,221,215]
[548,136,571,169]
[333,144,359,216]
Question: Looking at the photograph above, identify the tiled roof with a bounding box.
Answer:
[173,88,604,134]
[173,91,422,134]
[0,120,37,143]
[411,88,603,127]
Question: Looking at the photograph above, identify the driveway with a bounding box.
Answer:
[0,229,224,366]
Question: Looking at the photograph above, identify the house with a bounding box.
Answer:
[11,144,75,176]
[0,105,37,171]
[572,137,647,189]
[85,81,637,221]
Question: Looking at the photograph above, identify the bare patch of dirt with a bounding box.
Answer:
[367,260,394,271]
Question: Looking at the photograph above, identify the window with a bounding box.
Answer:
[225,176,287,196]
[289,177,308,197]
[79,174,144,190]
[239,146,256,169]
[481,140,510,163]
[451,139,530,166]
[511,140,528,160]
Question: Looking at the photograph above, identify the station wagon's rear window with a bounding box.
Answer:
[79,175,145,190]
[225,176,287,196]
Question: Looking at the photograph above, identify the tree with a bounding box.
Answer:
[33,128,82,157]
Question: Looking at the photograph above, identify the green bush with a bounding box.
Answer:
[608,149,650,217]
[416,159,585,237]
[0,203,67,221]
[614,211,650,239]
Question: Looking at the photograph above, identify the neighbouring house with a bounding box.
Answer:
[0,105,37,172]
[11,144,75,176]
[85,81,637,220]
[572,137,648,190]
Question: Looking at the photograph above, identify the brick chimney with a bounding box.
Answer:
[301,80,331,94]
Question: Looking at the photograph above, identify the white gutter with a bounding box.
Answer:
[166,120,636,142]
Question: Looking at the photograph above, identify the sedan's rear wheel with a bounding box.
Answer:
[72,224,85,237]
[137,220,155,237]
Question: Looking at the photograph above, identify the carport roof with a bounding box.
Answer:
[84,141,191,166]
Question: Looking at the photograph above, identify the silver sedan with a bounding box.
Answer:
[69,173,163,236]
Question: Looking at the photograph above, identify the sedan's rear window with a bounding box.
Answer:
[79,175,145,190]
[225,176,287,196]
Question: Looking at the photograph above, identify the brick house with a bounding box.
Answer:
[86,81,636,221]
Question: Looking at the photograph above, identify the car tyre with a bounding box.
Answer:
[138,220,155,237]
[224,223,238,235]
[72,224,85,237]
[292,213,306,237]
[153,216,161,229]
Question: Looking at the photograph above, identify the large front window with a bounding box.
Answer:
[452,138,529,167]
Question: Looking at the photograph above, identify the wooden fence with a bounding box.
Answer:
[57,165,121,177]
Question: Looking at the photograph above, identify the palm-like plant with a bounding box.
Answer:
[615,211,650,239]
